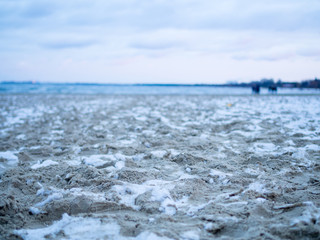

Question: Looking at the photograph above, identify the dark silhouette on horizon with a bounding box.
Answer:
[226,78,320,89]
[268,85,277,93]
[252,84,260,94]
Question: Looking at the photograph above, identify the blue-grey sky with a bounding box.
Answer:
[1,0,319,84]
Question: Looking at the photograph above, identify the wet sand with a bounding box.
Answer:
[0,94,320,239]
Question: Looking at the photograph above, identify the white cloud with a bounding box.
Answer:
[0,0,320,83]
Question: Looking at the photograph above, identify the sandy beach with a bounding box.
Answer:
[1,94,320,239]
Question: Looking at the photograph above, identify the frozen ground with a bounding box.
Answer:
[0,94,320,239]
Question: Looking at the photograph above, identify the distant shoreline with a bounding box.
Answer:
[1,81,320,89]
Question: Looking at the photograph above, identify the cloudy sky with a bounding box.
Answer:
[1,0,320,84]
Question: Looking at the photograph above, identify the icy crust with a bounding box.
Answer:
[31,160,58,169]
[15,213,173,240]
[0,94,320,239]
[0,151,18,175]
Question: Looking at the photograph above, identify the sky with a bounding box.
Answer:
[0,0,320,84]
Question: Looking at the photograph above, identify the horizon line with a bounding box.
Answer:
[1,78,318,86]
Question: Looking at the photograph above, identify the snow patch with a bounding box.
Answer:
[31,160,58,169]
[181,230,200,240]
[0,151,18,165]
[246,182,267,194]
[151,150,167,159]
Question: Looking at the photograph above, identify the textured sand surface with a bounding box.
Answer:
[0,94,320,239]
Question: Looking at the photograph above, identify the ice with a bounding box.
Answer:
[14,205,174,240]
[142,130,156,136]
[135,115,148,121]
[219,201,248,207]
[93,125,104,131]
[291,148,306,160]
[181,230,200,240]
[66,159,82,166]
[15,213,121,240]
[32,185,107,213]
[0,151,19,174]
[36,182,46,195]
[110,179,177,213]
[256,198,267,203]
[115,161,125,169]
[30,146,40,150]
[111,184,150,210]
[31,160,59,169]
[169,149,180,157]
[73,146,81,154]
[151,111,186,131]
[82,156,108,167]
[16,134,26,140]
[81,154,117,168]
[187,201,213,216]
[51,130,64,135]
[132,153,145,161]
[0,151,18,165]
[119,139,136,146]
[291,202,320,226]
[305,144,320,151]
[244,168,261,176]
[151,150,167,159]
[209,169,232,183]
[250,142,278,155]
[28,207,42,215]
[204,222,214,231]
[246,182,267,194]
[135,232,173,240]
[35,192,63,207]
[5,108,34,125]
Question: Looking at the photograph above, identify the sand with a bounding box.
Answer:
[0,94,320,239]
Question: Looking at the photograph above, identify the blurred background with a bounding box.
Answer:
[0,0,319,85]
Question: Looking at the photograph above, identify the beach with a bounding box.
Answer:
[1,94,320,239]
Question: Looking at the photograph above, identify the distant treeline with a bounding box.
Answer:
[225,78,320,89]
[1,78,320,88]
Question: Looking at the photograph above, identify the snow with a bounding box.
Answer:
[151,150,167,159]
[16,214,174,240]
[0,151,19,174]
[169,149,180,157]
[246,182,267,194]
[256,198,267,203]
[31,160,59,169]
[15,213,121,240]
[135,232,173,240]
[181,230,200,240]
[291,202,320,226]
[250,142,278,155]
[81,154,115,167]
[305,144,320,151]
[28,207,43,215]
[34,192,63,207]
[115,160,125,169]
[16,134,26,140]
[210,169,232,184]
[0,151,18,165]
[132,153,145,161]
[244,168,262,176]
[210,169,233,178]
[79,154,126,169]
[119,139,136,146]
[110,179,179,214]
